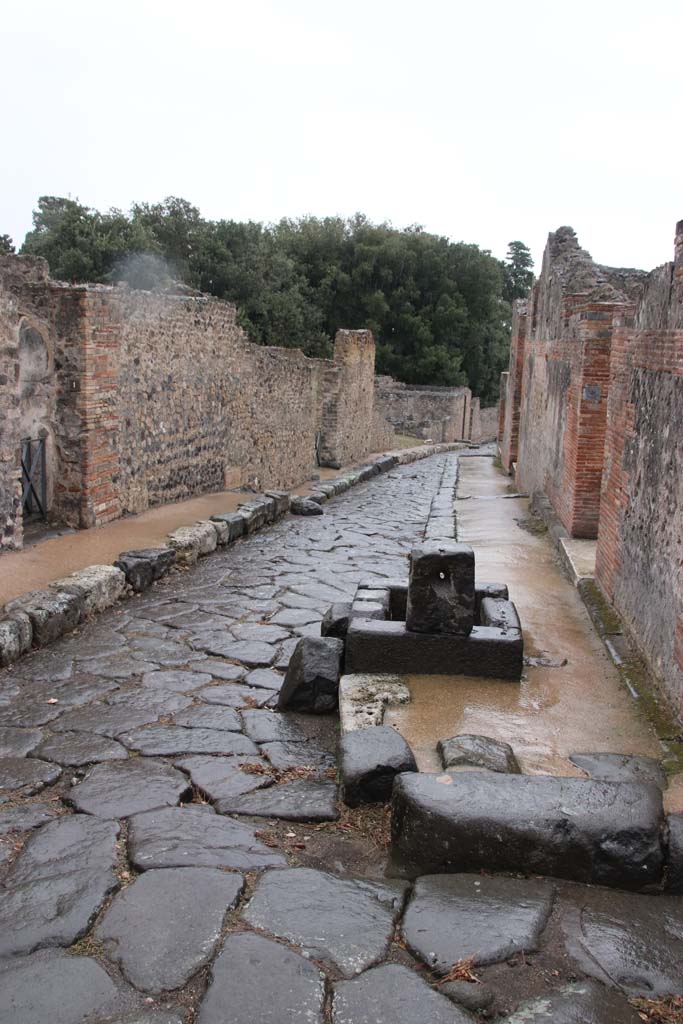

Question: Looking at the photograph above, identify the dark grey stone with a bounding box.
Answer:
[243,867,406,976]
[291,497,324,516]
[69,759,191,818]
[238,500,269,532]
[277,637,344,713]
[475,581,510,610]
[0,726,43,757]
[32,731,128,766]
[245,667,284,690]
[339,726,417,806]
[440,980,494,1011]
[232,623,291,644]
[500,981,643,1023]
[402,874,554,970]
[5,588,83,647]
[173,704,242,731]
[241,709,307,743]
[438,733,520,773]
[390,771,664,888]
[272,607,323,627]
[667,813,683,892]
[265,490,290,517]
[0,950,138,1024]
[141,669,212,692]
[261,740,335,772]
[128,805,286,869]
[321,602,352,639]
[52,694,189,738]
[217,778,339,820]
[0,801,62,836]
[0,815,119,956]
[200,659,246,680]
[198,683,277,708]
[210,511,246,542]
[114,547,176,592]
[176,755,273,801]
[561,885,683,996]
[198,931,324,1024]
[95,867,244,993]
[332,964,471,1024]
[106,689,193,714]
[479,597,521,634]
[569,752,667,788]
[119,725,258,756]
[0,695,64,728]
[405,542,475,635]
[193,636,277,666]
[0,756,61,795]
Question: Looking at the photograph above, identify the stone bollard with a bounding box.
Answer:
[405,542,475,635]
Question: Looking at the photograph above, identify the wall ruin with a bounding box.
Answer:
[374,377,472,443]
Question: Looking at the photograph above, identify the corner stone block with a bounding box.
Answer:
[339,725,417,806]
[479,598,521,633]
[0,612,33,666]
[265,491,290,518]
[237,502,269,533]
[210,512,246,544]
[321,603,352,639]
[405,542,475,635]
[5,588,83,647]
[277,637,344,713]
[53,565,126,616]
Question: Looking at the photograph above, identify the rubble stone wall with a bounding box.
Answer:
[374,376,472,443]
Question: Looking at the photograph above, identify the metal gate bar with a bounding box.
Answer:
[20,437,47,519]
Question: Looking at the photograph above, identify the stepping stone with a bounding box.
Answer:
[339,726,417,806]
[32,731,128,766]
[277,637,344,713]
[261,741,335,773]
[241,709,307,743]
[0,815,119,956]
[561,886,683,997]
[569,752,667,788]
[332,964,471,1024]
[243,867,407,976]
[141,670,212,692]
[245,667,285,690]
[0,801,62,836]
[500,980,643,1023]
[0,950,138,1024]
[391,771,665,888]
[231,623,291,644]
[0,726,43,758]
[198,683,277,708]
[69,759,191,818]
[200,659,246,680]
[217,778,339,821]
[0,757,61,796]
[193,636,277,666]
[128,805,286,870]
[402,874,554,971]
[173,705,242,731]
[119,726,258,757]
[176,755,272,800]
[438,734,520,774]
[197,932,325,1024]
[95,867,243,993]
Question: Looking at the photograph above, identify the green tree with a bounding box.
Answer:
[0,234,15,254]
[503,240,534,302]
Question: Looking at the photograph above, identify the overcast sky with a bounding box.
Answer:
[3,0,682,273]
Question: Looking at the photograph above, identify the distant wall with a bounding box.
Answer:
[374,377,472,443]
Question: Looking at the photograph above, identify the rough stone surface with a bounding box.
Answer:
[0,756,61,795]
[339,725,417,806]
[405,542,475,635]
[128,804,286,869]
[176,754,271,801]
[168,522,218,565]
[479,596,521,633]
[198,931,325,1024]
[501,981,643,1023]
[667,812,683,892]
[0,613,33,666]
[96,866,243,993]
[5,588,83,647]
[0,815,119,956]
[173,704,242,731]
[332,964,471,1024]
[217,778,339,820]
[440,980,494,1011]
[0,726,43,757]
[193,637,277,666]
[277,636,344,713]
[402,874,554,970]
[241,708,307,743]
[141,669,213,692]
[569,751,667,788]
[209,511,246,543]
[243,867,407,976]
[114,547,176,592]
[438,733,520,773]
[54,564,126,616]
[119,725,258,757]
[0,950,137,1024]
[69,759,191,818]
[32,731,128,766]
[0,801,61,835]
[260,740,335,772]
[291,496,324,516]
[321,602,352,638]
[390,771,664,888]
[339,674,410,732]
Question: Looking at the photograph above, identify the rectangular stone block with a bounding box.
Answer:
[210,512,246,544]
[265,491,290,518]
[5,588,83,647]
[237,501,269,533]
[53,565,126,616]
[479,598,521,633]
[406,542,475,635]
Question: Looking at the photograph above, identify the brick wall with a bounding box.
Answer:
[499,300,528,472]
[374,376,473,443]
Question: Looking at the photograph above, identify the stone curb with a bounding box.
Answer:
[0,443,460,668]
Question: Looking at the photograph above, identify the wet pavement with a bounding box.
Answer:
[0,453,681,1023]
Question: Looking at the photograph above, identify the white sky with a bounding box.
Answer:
[3,0,682,273]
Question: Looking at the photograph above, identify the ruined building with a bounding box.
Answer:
[499,220,683,718]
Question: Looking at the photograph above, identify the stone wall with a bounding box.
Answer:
[0,276,21,550]
[470,400,498,442]
[374,376,472,443]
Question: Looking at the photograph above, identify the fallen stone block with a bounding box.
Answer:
[265,490,290,518]
[209,512,246,544]
[114,547,176,591]
[321,603,352,639]
[479,597,521,633]
[339,726,417,806]
[667,813,683,892]
[5,588,83,647]
[438,734,520,773]
[291,497,324,516]
[405,542,475,635]
[339,674,411,733]
[167,522,217,565]
[53,565,126,616]
[0,612,33,666]
[277,637,344,713]
[390,771,665,888]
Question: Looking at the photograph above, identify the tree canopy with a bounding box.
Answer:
[19,196,534,403]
